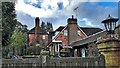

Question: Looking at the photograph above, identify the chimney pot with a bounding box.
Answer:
[72,15,74,19]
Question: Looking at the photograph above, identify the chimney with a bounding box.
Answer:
[35,17,40,43]
[35,17,40,27]
[67,15,78,45]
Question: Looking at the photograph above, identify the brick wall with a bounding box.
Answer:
[55,16,87,46]
[28,34,48,46]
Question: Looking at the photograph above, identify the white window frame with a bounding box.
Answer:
[55,31,59,36]
[81,48,85,57]
[55,44,57,52]
[42,35,45,39]
[77,30,81,36]
[64,30,67,36]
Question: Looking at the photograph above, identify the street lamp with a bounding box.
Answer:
[101,14,119,34]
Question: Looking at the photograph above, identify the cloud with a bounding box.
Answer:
[15,0,70,18]
[52,17,68,30]
[15,0,119,18]
[15,0,119,30]
[81,18,94,27]
[40,16,68,30]
[75,2,118,29]
[15,0,54,18]
[100,0,119,2]
[16,11,35,29]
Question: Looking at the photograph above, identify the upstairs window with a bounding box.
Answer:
[42,35,45,39]
[64,30,67,36]
[55,31,59,36]
[77,30,81,36]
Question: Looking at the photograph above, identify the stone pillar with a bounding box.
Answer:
[41,50,49,66]
[97,34,120,67]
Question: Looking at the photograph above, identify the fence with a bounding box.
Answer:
[2,55,105,68]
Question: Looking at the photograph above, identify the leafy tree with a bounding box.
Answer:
[41,21,46,31]
[2,2,28,58]
[46,22,53,32]
[9,23,28,56]
[41,21,53,32]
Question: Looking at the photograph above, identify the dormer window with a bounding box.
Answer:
[77,30,81,36]
[64,30,67,36]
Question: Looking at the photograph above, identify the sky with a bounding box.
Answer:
[15,0,120,30]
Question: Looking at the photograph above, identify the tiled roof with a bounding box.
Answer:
[55,26,103,36]
[80,27,103,36]
[55,26,65,32]
[71,31,107,47]
[28,27,48,34]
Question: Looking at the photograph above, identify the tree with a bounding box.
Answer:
[2,2,18,58]
[41,21,46,31]
[41,21,53,32]
[2,2,17,46]
[2,2,28,58]
[9,23,28,56]
[0,3,2,59]
[46,22,53,32]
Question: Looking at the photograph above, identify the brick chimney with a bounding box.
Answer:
[67,15,78,45]
[35,17,40,43]
[35,17,40,28]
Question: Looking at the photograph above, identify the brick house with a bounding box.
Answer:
[70,15,120,67]
[27,17,48,48]
[49,15,102,57]
[26,16,102,56]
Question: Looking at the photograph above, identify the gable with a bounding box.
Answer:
[54,26,103,36]
[52,25,88,45]
[49,24,103,46]
[54,25,88,40]
[53,25,68,41]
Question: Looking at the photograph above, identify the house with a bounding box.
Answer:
[27,17,48,48]
[70,15,120,67]
[49,15,103,57]
[26,16,102,56]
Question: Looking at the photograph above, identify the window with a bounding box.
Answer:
[81,48,85,57]
[77,30,81,36]
[55,44,60,52]
[55,44,58,52]
[55,31,59,36]
[64,30,67,36]
[42,35,45,39]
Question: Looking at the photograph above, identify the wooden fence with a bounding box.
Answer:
[2,55,105,68]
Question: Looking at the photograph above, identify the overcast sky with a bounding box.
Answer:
[15,0,119,30]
